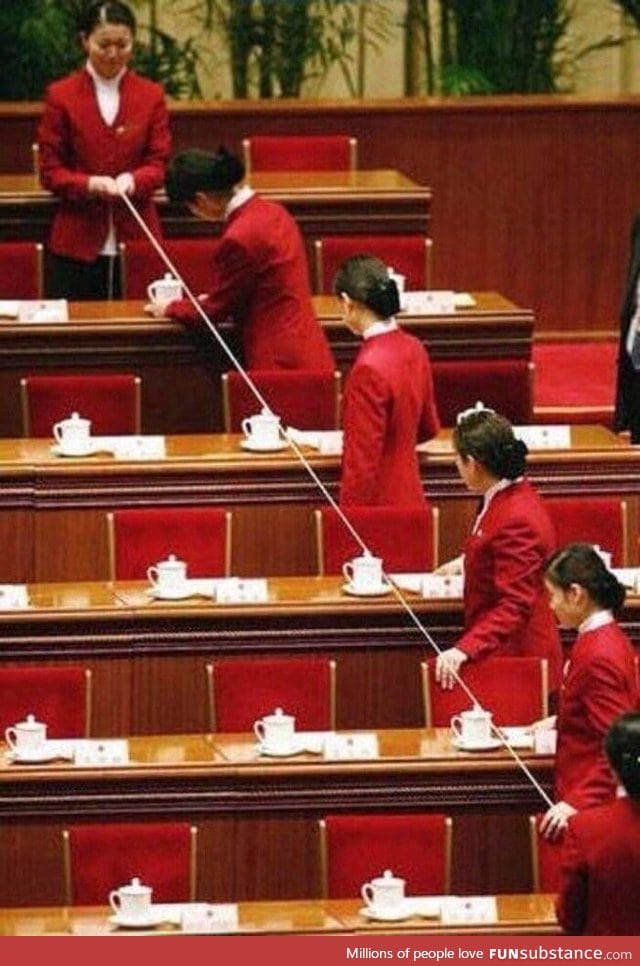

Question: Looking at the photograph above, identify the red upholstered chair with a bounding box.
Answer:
[62,822,198,905]
[529,815,563,892]
[222,369,341,431]
[315,505,439,575]
[421,657,549,727]
[319,813,452,898]
[21,373,141,437]
[206,657,336,732]
[0,242,44,298]
[544,497,628,566]
[107,507,232,580]
[119,238,219,299]
[432,359,534,426]
[0,666,92,738]
[242,135,357,175]
[314,235,432,294]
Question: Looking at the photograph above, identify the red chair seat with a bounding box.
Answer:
[243,135,357,173]
[120,238,219,299]
[21,373,140,437]
[316,505,438,575]
[544,497,627,566]
[0,666,91,738]
[0,242,43,299]
[315,235,431,294]
[222,369,341,431]
[432,359,534,426]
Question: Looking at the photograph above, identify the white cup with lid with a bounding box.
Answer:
[146,553,188,598]
[109,877,153,922]
[451,706,493,747]
[5,713,47,756]
[361,869,406,912]
[342,553,384,594]
[147,273,183,308]
[253,707,295,751]
[53,412,91,455]
[241,409,282,449]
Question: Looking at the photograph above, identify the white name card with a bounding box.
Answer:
[215,578,269,604]
[181,904,239,934]
[111,436,166,460]
[18,300,69,323]
[401,290,456,315]
[0,585,29,609]
[73,739,129,767]
[440,896,497,925]
[323,733,379,760]
[0,300,19,318]
[421,574,464,599]
[514,425,571,449]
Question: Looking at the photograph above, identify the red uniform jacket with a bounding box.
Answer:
[38,69,171,261]
[168,195,334,371]
[459,480,562,690]
[555,622,638,809]
[557,797,640,935]
[339,328,440,506]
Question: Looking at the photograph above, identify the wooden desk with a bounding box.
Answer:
[0,729,554,906]
[0,170,431,245]
[0,426,635,587]
[0,293,533,437]
[0,895,559,935]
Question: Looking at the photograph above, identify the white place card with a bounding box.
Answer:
[110,436,166,460]
[440,896,497,926]
[612,568,640,593]
[286,429,343,455]
[401,290,456,315]
[18,300,69,323]
[421,574,464,599]
[0,300,19,318]
[73,739,129,767]
[514,424,571,449]
[0,584,29,609]
[180,903,239,933]
[215,578,268,604]
[453,292,476,308]
[323,733,379,760]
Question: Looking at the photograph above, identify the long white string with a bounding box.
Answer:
[119,189,554,809]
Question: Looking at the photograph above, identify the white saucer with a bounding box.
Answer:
[359,905,414,922]
[146,586,194,601]
[240,438,288,453]
[452,736,503,752]
[108,912,167,929]
[6,748,64,764]
[341,582,393,598]
[257,741,304,758]
[51,444,98,458]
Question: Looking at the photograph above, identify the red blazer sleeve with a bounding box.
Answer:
[340,364,388,506]
[556,823,587,935]
[168,237,252,327]
[129,92,171,198]
[38,92,91,201]
[458,515,546,660]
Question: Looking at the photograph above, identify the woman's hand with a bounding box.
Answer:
[434,555,464,576]
[435,647,468,689]
[115,172,135,196]
[88,175,119,197]
[539,801,576,840]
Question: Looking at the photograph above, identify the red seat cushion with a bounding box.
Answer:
[544,497,625,566]
[318,505,437,574]
[0,242,41,299]
[317,235,428,293]
[24,374,139,437]
[433,359,533,426]
[247,135,354,172]
[224,369,339,431]
[121,238,219,299]
[0,666,88,738]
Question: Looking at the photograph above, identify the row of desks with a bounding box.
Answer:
[0,294,533,437]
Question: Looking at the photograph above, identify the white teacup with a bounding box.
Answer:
[254,707,295,750]
[146,553,188,597]
[361,869,406,911]
[343,553,384,593]
[387,267,406,295]
[109,877,153,921]
[147,273,183,308]
[53,412,91,455]
[241,410,282,448]
[451,706,493,747]
[5,713,47,756]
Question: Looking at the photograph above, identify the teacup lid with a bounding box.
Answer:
[157,553,185,567]
[253,408,280,422]
[465,704,492,719]
[16,713,44,731]
[264,707,292,722]
[120,877,151,895]
[372,869,405,887]
[65,412,89,424]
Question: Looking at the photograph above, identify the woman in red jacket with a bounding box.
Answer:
[37,1,171,299]
[537,543,638,839]
[435,406,562,692]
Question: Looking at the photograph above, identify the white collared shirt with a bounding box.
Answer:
[362,318,398,340]
[225,185,255,220]
[86,62,127,256]
[472,477,521,534]
[578,609,614,634]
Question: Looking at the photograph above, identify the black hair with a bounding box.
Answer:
[165,147,245,204]
[333,254,401,319]
[545,542,626,614]
[79,2,136,35]
[605,712,640,798]
[452,408,528,480]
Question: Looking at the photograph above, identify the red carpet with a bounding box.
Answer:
[532,340,617,425]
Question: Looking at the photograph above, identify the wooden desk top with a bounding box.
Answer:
[0,894,559,936]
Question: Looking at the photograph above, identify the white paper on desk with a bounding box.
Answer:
[176,903,239,933]
[73,739,129,767]
[110,436,166,460]
[514,425,571,449]
[215,577,268,604]
[612,568,640,593]
[18,299,69,323]
[0,584,29,609]
[391,572,428,594]
[286,428,343,455]
[453,292,476,308]
[422,573,464,598]
[401,290,456,314]
[440,896,497,925]
[324,732,378,760]
[0,300,19,318]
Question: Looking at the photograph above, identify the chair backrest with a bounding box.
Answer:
[319,813,452,898]
[107,507,232,580]
[315,505,439,575]
[545,497,628,567]
[432,359,534,426]
[0,242,44,299]
[314,235,432,294]
[62,822,198,905]
[421,657,549,727]
[242,135,357,175]
[206,657,336,732]
[529,814,563,893]
[21,373,141,438]
[222,369,341,432]
[0,666,91,738]
[119,239,219,299]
